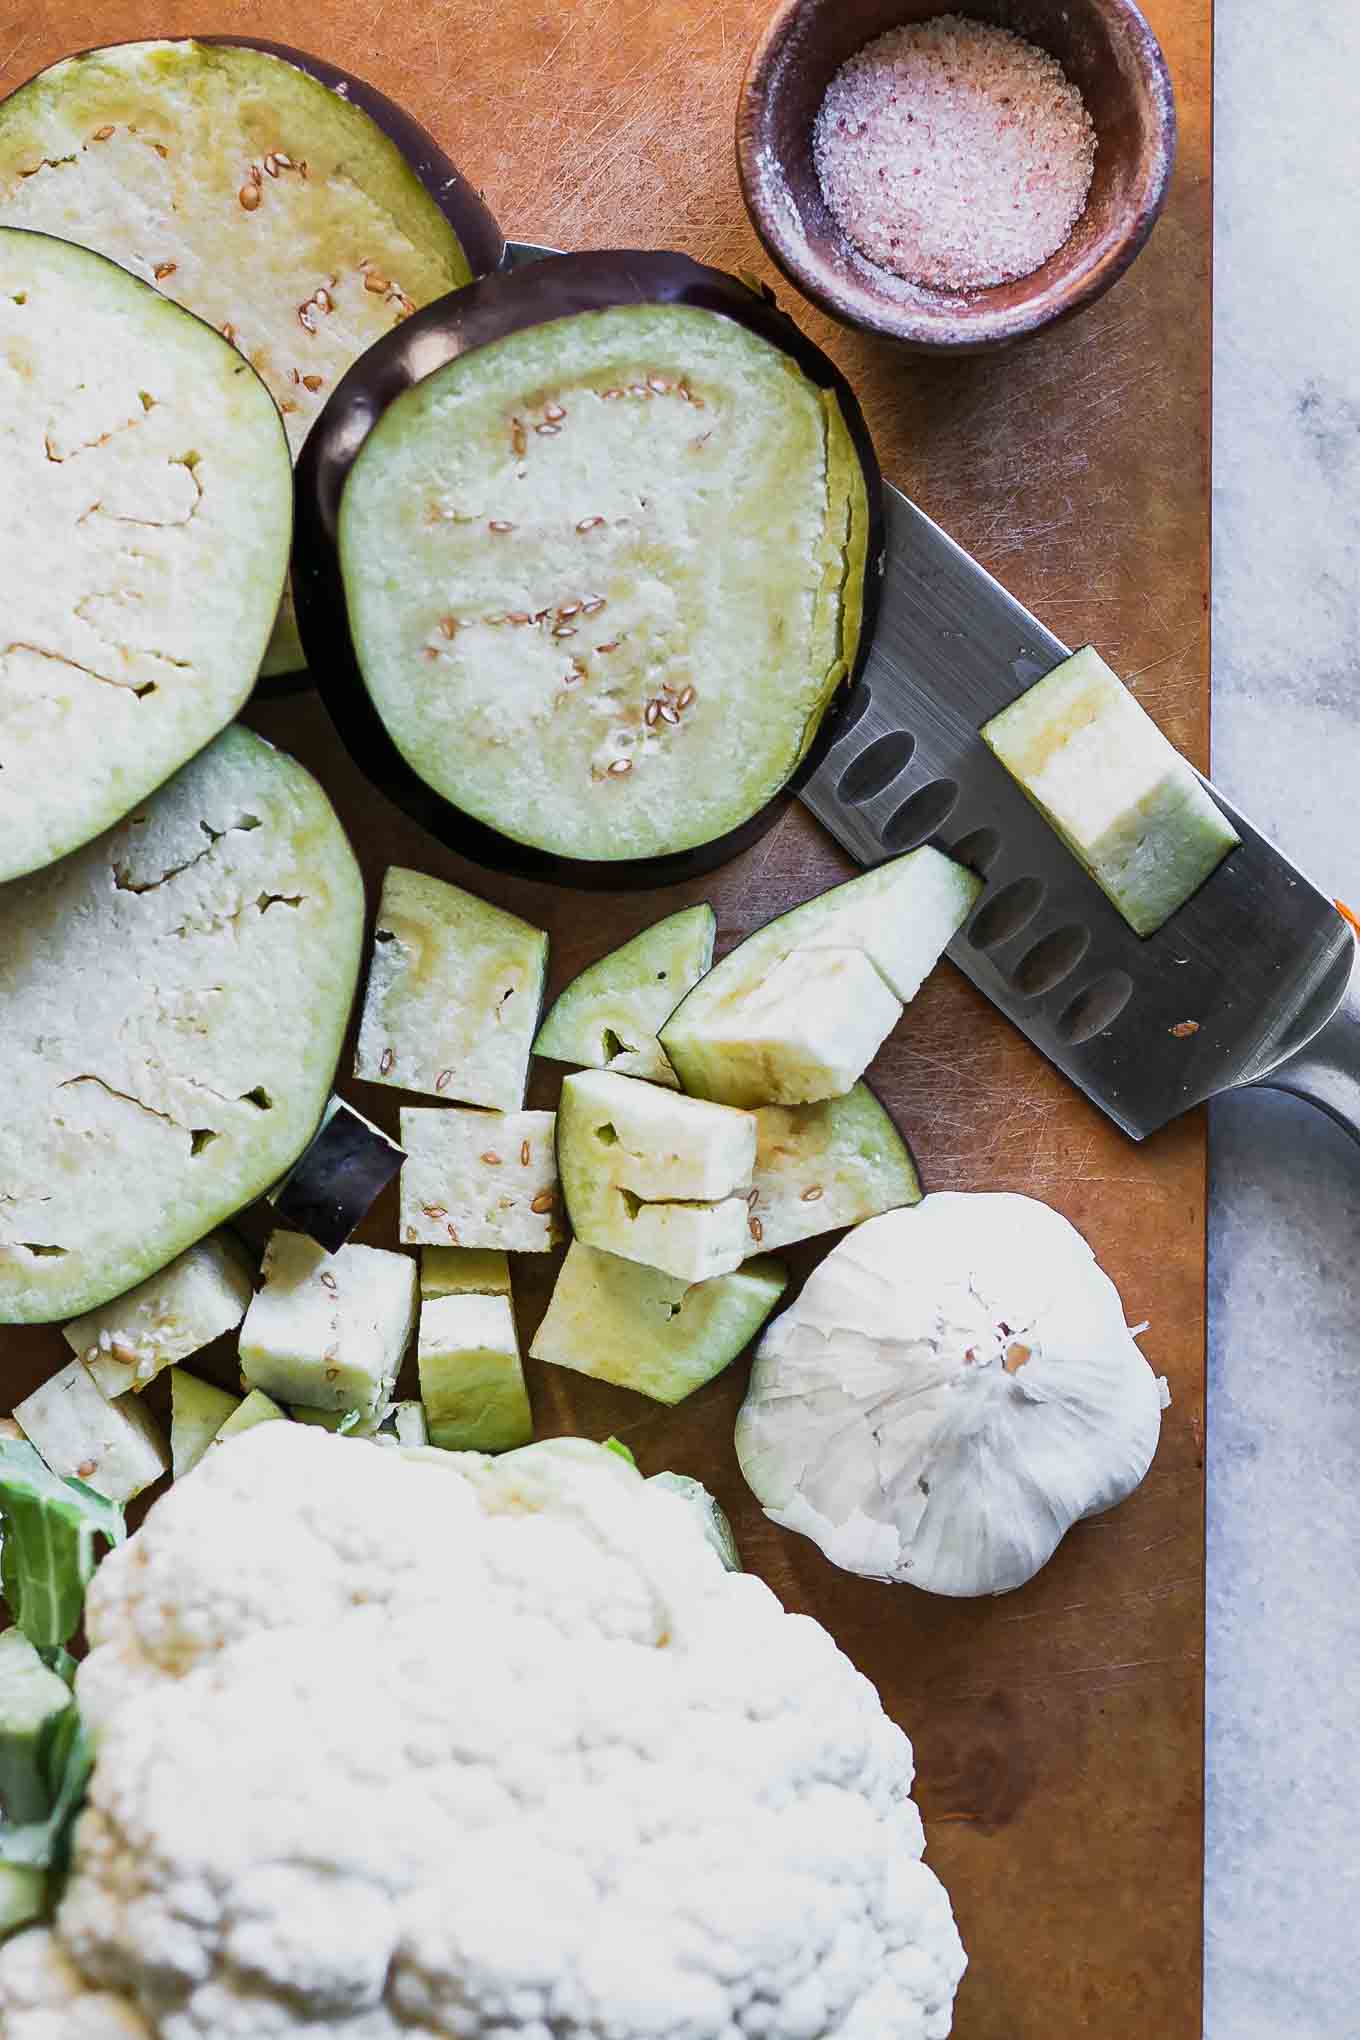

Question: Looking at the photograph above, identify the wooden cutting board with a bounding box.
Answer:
[2,2,1209,2033]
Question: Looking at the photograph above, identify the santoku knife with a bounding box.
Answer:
[800,484,1359,1145]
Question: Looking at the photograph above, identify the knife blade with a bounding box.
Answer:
[805,484,1354,1140]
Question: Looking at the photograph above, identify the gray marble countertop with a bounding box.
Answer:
[1208,7,1360,2035]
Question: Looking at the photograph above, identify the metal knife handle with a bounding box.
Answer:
[1252,929,1360,1145]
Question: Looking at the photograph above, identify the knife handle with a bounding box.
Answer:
[1251,919,1360,1147]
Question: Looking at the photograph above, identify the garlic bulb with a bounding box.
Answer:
[735,1192,1169,1597]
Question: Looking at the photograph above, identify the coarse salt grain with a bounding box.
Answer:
[813,14,1096,293]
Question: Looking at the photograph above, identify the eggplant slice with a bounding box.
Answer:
[0,726,364,1324]
[0,37,503,683]
[295,252,883,887]
[0,227,291,883]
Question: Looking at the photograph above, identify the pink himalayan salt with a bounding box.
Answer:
[813,14,1096,293]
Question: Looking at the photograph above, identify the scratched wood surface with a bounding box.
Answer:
[0,2,1209,2033]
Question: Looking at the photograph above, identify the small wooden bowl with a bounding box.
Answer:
[737,0,1176,352]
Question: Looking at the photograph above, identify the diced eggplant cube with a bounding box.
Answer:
[627,1199,754,1285]
[531,1243,787,1405]
[747,1085,922,1253]
[399,1110,561,1253]
[557,1070,756,1282]
[355,868,547,1109]
[65,1234,254,1400]
[661,847,980,1104]
[418,1292,532,1453]
[169,1369,242,1480]
[270,1099,405,1254]
[13,1359,168,1504]
[576,1073,756,1203]
[981,646,1241,936]
[805,850,984,1005]
[239,1232,417,1421]
[686,946,901,1108]
[533,905,716,1086]
[213,1389,287,1443]
[418,1247,512,1301]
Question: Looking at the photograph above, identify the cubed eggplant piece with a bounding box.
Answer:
[64,1235,255,1399]
[169,1370,242,1480]
[417,1292,532,1453]
[213,1389,288,1444]
[556,1071,755,1282]
[13,1361,169,1504]
[399,1111,562,1253]
[533,904,715,1086]
[238,1231,417,1422]
[981,646,1240,936]
[746,1085,922,1254]
[418,1247,512,1301]
[660,847,981,1104]
[531,1244,786,1405]
[355,869,548,1110]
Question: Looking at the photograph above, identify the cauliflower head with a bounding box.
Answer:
[0,1425,966,2038]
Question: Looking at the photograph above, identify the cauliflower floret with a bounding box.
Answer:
[0,1926,151,2037]
[0,1425,966,2037]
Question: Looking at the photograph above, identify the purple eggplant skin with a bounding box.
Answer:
[292,249,885,891]
[270,1100,405,1256]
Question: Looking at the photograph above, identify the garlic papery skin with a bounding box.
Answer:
[735,1192,1169,1597]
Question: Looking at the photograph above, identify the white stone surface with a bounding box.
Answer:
[1209,5,1360,2034]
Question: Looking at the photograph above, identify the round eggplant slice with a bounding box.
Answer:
[0,227,291,884]
[0,37,503,686]
[0,725,364,1325]
[294,251,883,889]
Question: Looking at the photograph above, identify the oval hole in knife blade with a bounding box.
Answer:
[837,729,914,805]
[837,680,873,738]
[1055,970,1135,1045]
[1012,924,1091,999]
[949,825,1002,876]
[969,875,1046,950]
[882,778,959,852]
